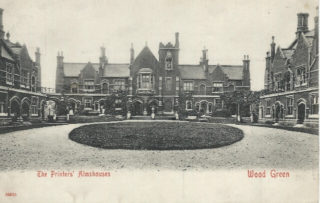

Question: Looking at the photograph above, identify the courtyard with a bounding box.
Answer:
[0,120,318,171]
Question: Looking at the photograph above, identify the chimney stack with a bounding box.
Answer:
[99,46,107,65]
[270,36,276,62]
[130,43,135,65]
[35,47,40,65]
[0,8,5,39]
[175,32,179,48]
[296,13,309,37]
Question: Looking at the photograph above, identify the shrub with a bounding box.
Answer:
[212,109,231,117]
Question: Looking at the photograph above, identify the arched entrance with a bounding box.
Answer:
[297,102,306,124]
[21,101,30,120]
[200,101,208,115]
[10,99,20,121]
[147,100,158,115]
[132,100,143,116]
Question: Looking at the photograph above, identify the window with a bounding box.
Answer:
[213,82,223,92]
[0,102,4,114]
[208,103,213,113]
[266,100,271,115]
[296,67,306,86]
[31,97,38,115]
[199,84,206,95]
[101,83,109,94]
[311,94,319,114]
[31,76,36,92]
[186,100,192,110]
[285,72,291,91]
[84,80,95,91]
[6,62,14,84]
[165,77,172,91]
[142,74,151,89]
[286,97,293,115]
[183,81,194,91]
[165,51,173,70]
[114,80,125,91]
[84,98,92,108]
[21,70,29,87]
[215,99,222,108]
[71,83,78,93]
[195,103,200,112]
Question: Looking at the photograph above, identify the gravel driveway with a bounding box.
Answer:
[0,121,318,171]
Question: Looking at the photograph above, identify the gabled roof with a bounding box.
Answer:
[63,62,130,78]
[179,64,244,80]
[133,46,158,64]
[281,49,295,59]
[178,65,206,79]
[209,65,243,80]
[63,63,99,77]
[103,64,129,77]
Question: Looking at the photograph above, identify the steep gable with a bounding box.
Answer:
[210,65,228,82]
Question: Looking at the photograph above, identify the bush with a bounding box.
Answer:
[212,109,231,117]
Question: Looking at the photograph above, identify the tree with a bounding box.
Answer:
[221,90,261,122]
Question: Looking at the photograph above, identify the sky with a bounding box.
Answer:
[1,0,318,90]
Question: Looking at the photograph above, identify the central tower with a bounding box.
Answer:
[158,32,180,114]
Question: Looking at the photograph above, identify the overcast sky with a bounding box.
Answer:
[2,0,318,90]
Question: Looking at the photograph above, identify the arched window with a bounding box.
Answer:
[71,83,78,93]
[199,84,206,95]
[102,83,109,94]
[165,51,173,70]
[186,100,192,110]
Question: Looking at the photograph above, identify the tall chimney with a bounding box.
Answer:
[130,43,135,65]
[99,46,107,65]
[35,48,41,88]
[0,8,5,39]
[296,13,309,37]
[270,36,276,62]
[175,32,179,48]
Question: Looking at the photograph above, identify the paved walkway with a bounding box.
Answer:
[0,121,318,171]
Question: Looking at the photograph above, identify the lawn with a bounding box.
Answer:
[69,122,244,150]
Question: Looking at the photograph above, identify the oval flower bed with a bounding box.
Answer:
[69,122,244,150]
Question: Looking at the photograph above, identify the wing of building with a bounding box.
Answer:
[260,11,318,127]
[0,9,46,125]
[53,32,251,117]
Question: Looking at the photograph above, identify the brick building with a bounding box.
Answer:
[54,33,251,117]
[260,11,318,127]
[0,9,46,124]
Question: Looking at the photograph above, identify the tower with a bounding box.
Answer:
[158,32,180,113]
[55,51,64,93]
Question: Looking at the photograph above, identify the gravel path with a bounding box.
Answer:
[0,121,318,171]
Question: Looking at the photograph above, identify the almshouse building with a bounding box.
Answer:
[260,12,318,127]
[53,32,251,117]
[0,9,46,125]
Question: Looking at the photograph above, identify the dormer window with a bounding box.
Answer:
[165,51,173,70]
